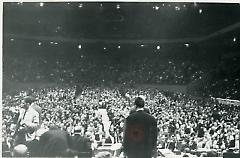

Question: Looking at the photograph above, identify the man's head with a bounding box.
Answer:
[23,96,36,109]
[134,97,145,108]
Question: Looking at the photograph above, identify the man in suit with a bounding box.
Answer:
[14,96,41,146]
[129,97,150,114]
[123,97,158,158]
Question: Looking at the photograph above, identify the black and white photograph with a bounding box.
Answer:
[2,1,240,158]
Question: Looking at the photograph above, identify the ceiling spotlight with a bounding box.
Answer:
[199,9,203,14]
[79,3,83,8]
[233,37,236,42]
[140,44,144,47]
[162,4,165,7]
[38,42,42,46]
[39,2,44,7]
[157,46,161,50]
[104,47,106,50]
[154,6,159,10]
[100,3,103,7]
[54,42,58,45]
[10,38,14,41]
[50,41,54,44]
[116,4,120,9]
[175,6,180,11]
[118,45,121,49]
[78,44,82,49]
[184,43,190,47]
[183,4,186,8]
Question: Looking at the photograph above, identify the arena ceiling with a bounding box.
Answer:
[3,2,240,43]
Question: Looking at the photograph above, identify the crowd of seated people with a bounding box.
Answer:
[2,86,239,157]
[4,54,204,85]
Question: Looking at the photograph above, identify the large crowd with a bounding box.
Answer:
[4,53,240,101]
[4,54,204,85]
[2,86,240,157]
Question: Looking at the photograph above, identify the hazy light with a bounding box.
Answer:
[10,38,14,41]
[175,6,180,11]
[162,4,165,7]
[79,3,83,8]
[78,44,82,49]
[233,37,237,42]
[194,2,198,7]
[154,6,159,10]
[157,46,161,50]
[183,4,186,8]
[39,2,44,7]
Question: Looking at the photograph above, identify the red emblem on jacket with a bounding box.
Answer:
[127,124,144,142]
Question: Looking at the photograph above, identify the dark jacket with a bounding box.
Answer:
[129,107,150,115]
[70,134,92,157]
[123,109,158,158]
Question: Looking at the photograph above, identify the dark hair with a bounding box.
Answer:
[24,96,36,104]
[134,97,144,108]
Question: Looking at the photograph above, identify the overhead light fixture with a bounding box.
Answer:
[175,6,180,11]
[157,46,161,50]
[104,47,106,50]
[79,3,83,8]
[39,2,44,7]
[38,42,42,46]
[118,46,121,49]
[140,44,144,47]
[10,38,14,41]
[116,4,120,9]
[184,43,189,47]
[78,44,82,49]
[154,6,159,10]
[233,37,237,42]
[199,9,202,14]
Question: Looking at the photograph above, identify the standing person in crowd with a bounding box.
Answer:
[13,96,41,146]
[129,97,150,114]
[123,97,158,158]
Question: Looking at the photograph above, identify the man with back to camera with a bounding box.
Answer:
[123,97,158,158]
